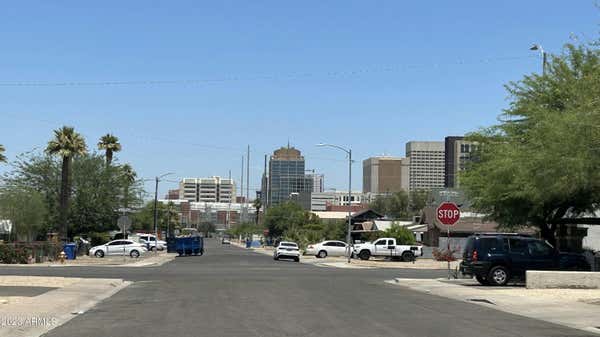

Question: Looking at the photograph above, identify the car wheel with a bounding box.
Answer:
[130,250,140,258]
[273,255,279,260]
[358,250,371,260]
[317,250,327,258]
[294,257,300,262]
[475,275,490,286]
[150,246,157,252]
[488,266,509,286]
[94,250,104,258]
[401,251,415,262]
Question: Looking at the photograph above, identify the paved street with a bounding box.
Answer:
[0,239,595,337]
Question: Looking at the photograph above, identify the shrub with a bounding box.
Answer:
[432,248,459,261]
[383,223,416,245]
[87,232,111,247]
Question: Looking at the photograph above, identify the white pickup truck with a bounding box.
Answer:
[353,238,423,261]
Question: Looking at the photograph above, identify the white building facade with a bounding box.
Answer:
[179,177,236,203]
[311,191,365,211]
[406,141,445,191]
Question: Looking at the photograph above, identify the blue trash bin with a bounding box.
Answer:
[63,243,77,260]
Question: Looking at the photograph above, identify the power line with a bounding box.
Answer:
[0,55,537,87]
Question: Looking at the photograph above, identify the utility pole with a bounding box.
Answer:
[246,145,250,203]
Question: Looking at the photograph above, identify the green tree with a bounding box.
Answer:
[387,191,410,218]
[368,191,413,219]
[369,195,388,215]
[383,222,416,245]
[120,164,137,209]
[45,126,87,240]
[163,201,179,235]
[97,133,121,166]
[198,221,216,236]
[461,43,600,245]
[132,201,177,233]
[409,190,429,215]
[68,154,122,235]
[0,186,48,241]
[0,144,6,163]
[4,152,143,238]
[263,202,319,237]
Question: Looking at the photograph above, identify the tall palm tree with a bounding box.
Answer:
[253,198,262,224]
[97,133,121,165]
[0,144,6,163]
[45,126,87,241]
[120,164,137,209]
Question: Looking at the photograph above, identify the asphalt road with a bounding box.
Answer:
[1,239,595,337]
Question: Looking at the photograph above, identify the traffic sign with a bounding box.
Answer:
[436,202,460,226]
[117,215,131,232]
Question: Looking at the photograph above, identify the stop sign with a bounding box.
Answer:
[436,202,460,225]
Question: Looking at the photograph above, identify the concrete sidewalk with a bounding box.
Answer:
[389,277,600,335]
[0,276,130,337]
[0,252,176,268]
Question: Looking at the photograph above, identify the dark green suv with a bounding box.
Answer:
[460,233,590,286]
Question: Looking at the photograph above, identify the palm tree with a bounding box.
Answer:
[120,164,137,208]
[45,126,87,241]
[97,133,121,165]
[0,144,6,163]
[253,198,262,224]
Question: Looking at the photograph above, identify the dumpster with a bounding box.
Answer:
[63,243,77,260]
[174,236,204,256]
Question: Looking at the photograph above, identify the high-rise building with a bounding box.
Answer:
[266,146,313,210]
[179,177,236,203]
[406,141,445,191]
[445,136,477,188]
[310,173,325,193]
[362,156,410,193]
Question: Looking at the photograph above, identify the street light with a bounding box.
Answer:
[153,172,174,254]
[530,44,547,75]
[316,143,353,263]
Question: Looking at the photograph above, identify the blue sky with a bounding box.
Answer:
[0,1,598,197]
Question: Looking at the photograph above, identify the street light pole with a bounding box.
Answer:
[152,177,159,255]
[530,44,547,75]
[316,143,353,263]
[152,172,174,254]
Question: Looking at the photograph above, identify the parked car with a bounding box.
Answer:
[221,237,231,244]
[306,240,348,258]
[89,239,147,258]
[353,237,423,261]
[137,234,167,251]
[460,233,591,286]
[273,241,300,262]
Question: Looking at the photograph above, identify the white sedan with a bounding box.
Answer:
[273,241,300,262]
[89,240,147,258]
[306,240,348,258]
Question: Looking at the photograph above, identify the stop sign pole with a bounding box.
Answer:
[436,202,460,279]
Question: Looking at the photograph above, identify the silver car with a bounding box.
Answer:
[89,239,147,258]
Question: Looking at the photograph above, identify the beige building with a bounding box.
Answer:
[179,177,236,203]
[362,156,410,193]
[406,141,445,191]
